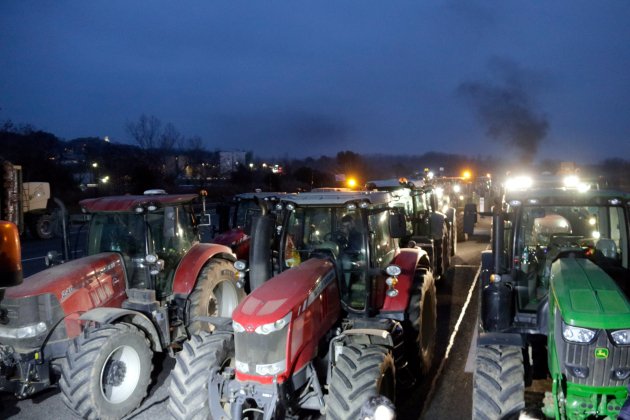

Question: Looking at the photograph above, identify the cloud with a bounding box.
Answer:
[457,57,550,164]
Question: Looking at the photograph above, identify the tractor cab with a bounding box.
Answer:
[280,192,398,311]
[81,191,199,297]
[275,190,406,313]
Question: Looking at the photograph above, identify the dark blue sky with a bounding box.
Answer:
[2,1,630,163]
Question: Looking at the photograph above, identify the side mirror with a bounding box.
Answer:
[0,221,22,287]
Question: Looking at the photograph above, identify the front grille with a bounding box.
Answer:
[561,331,630,387]
[234,326,288,376]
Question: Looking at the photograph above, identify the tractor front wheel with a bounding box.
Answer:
[168,332,234,420]
[405,268,437,376]
[59,323,153,420]
[188,258,245,333]
[327,343,396,420]
[472,344,525,420]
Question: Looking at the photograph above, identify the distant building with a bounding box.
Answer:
[219,151,247,175]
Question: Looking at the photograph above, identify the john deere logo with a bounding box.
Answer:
[595,348,609,359]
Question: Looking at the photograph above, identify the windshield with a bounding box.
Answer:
[284,206,368,309]
[233,200,261,229]
[513,204,629,310]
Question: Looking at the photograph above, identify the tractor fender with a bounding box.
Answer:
[477,331,524,348]
[381,248,424,312]
[79,307,163,352]
[341,327,395,348]
[429,212,447,241]
[171,243,236,295]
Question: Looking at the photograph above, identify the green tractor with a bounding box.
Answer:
[471,176,630,419]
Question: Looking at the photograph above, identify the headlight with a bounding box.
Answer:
[255,360,285,376]
[232,320,245,333]
[234,260,247,271]
[611,329,630,345]
[562,322,596,343]
[385,265,401,276]
[0,322,48,339]
[255,312,291,335]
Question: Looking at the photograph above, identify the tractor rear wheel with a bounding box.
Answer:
[327,343,396,420]
[59,323,153,420]
[168,332,234,420]
[188,258,245,333]
[35,214,54,239]
[434,224,450,280]
[457,208,467,242]
[472,345,525,420]
[444,208,457,256]
[404,268,437,376]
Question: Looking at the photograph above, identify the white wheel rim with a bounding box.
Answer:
[213,281,239,316]
[100,344,142,404]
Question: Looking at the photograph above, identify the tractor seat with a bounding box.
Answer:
[596,238,618,259]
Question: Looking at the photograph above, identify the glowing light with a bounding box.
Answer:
[505,175,533,191]
[462,170,472,180]
[588,217,596,226]
[347,178,358,188]
[453,184,461,193]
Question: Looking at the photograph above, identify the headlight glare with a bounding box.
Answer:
[385,265,401,276]
[611,329,630,345]
[232,320,245,333]
[0,322,48,339]
[562,322,596,343]
[254,312,291,335]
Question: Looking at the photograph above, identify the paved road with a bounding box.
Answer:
[3,223,491,419]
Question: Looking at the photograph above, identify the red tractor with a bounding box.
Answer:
[168,190,438,418]
[366,178,455,279]
[0,190,245,419]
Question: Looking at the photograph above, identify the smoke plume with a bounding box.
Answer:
[457,58,550,164]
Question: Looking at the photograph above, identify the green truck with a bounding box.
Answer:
[471,176,630,419]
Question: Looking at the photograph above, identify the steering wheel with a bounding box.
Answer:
[324,230,349,249]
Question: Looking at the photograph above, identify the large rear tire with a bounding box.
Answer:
[33,214,55,239]
[167,332,234,420]
[326,344,396,420]
[405,268,437,376]
[457,208,467,242]
[472,345,525,420]
[59,323,153,420]
[188,258,245,333]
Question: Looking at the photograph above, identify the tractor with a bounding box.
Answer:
[168,190,438,419]
[366,178,455,278]
[0,190,246,419]
[471,176,630,419]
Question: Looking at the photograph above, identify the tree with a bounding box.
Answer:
[159,122,181,151]
[126,114,162,149]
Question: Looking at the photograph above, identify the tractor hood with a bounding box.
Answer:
[5,253,124,302]
[232,258,335,328]
[550,258,630,329]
